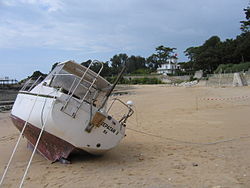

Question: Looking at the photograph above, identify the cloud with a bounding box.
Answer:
[1,0,16,6]
[1,0,63,12]
[0,0,248,80]
[21,0,63,12]
[0,0,247,59]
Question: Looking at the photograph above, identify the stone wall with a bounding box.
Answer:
[123,75,190,84]
[0,89,18,101]
[245,74,250,85]
[123,75,161,80]
[206,72,250,87]
[161,75,190,83]
[206,73,234,87]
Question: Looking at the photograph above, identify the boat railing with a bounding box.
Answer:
[20,78,31,91]
[20,76,43,92]
[107,98,134,125]
[60,60,104,117]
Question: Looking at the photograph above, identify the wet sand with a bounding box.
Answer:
[1,85,250,188]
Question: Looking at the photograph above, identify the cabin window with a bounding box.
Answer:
[50,68,99,103]
[46,62,111,108]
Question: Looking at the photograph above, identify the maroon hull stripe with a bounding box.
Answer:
[10,114,76,162]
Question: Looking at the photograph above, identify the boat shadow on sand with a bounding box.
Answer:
[65,141,146,165]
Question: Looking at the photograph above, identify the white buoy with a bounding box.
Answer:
[126,100,134,106]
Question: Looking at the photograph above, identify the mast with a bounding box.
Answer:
[99,65,126,110]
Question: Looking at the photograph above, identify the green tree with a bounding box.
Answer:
[30,71,46,79]
[184,36,221,73]
[110,54,128,68]
[155,45,176,65]
[81,60,112,77]
[179,61,195,74]
[81,59,92,67]
[146,54,158,70]
[234,32,250,63]
[51,62,60,71]
[146,45,176,70]
[126,55,146,74]
[219,39,238,64]
[240,6,250,33]
[110,53,128,74]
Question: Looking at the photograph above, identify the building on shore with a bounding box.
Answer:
[157,56,180,75]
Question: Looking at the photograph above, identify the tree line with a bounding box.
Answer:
[183,6,250,74]
[80,45,177,77]
[49,45,177,78]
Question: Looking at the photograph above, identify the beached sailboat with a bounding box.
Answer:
[10,60,134,162]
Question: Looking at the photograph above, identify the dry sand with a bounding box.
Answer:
[1,85,250,188]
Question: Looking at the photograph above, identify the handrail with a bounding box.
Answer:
[107,98,134,124]
[28,76,42,92]
[66,61,95,104]
[20,78,31,91]
[20,76,43,92]
[61,60,104,117]
[73,61,104,116]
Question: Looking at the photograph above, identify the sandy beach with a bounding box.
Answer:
[1,85,250,188]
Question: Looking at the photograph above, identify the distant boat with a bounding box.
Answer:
[10,60,133,162]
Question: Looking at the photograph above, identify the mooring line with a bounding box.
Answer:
[19,91,57,188]
[127,127,250,146]
[0,87,43,187]
[127,107,250,146]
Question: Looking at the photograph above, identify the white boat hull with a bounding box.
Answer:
[11,91,126,161]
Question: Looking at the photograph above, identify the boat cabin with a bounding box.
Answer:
[45,61,112,108]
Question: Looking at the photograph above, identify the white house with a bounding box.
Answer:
[157,56,180,75]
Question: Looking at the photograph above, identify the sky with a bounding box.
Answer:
[0,0,249,80]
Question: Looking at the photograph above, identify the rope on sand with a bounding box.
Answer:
[127,127,250,146]
[127,107,250,146]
